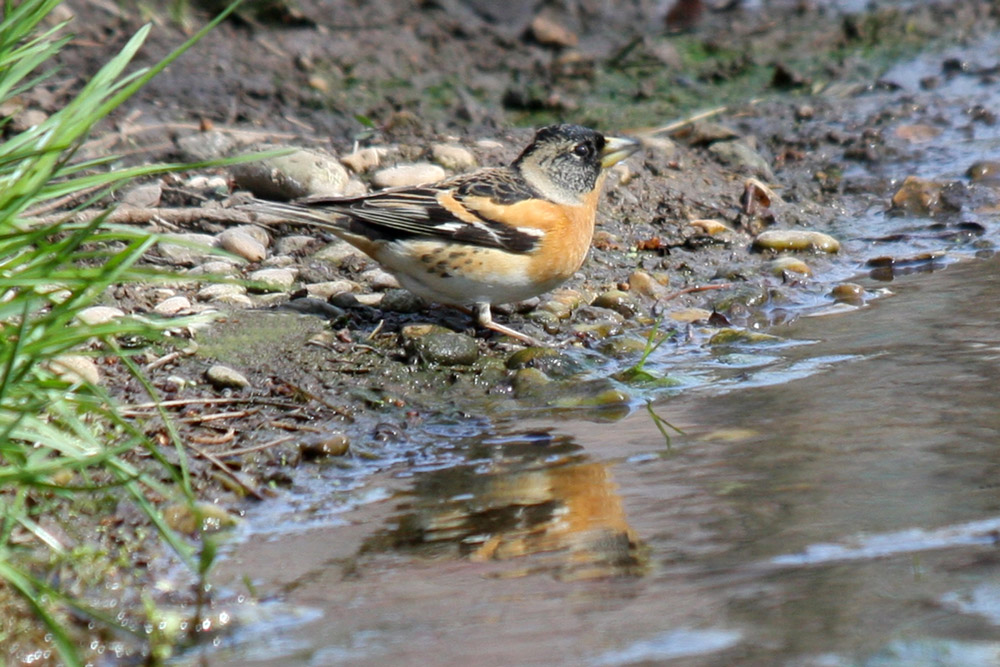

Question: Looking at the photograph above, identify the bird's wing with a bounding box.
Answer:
[292,169,548,253]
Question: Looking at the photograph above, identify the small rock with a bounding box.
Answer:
[153,296,192,316]
[708,140,775,181]
[50,355,100,385]
[205,364,250,389]
[274,234,317,256]
[795,105,815,121]
[768,256,812,276]
[304,280,359,299]
[163,502,237,535]
[232,147,350,199]
[196,283,247,301]
[372,163,446,189]
[537,289,583,319]
[830,283,865,304]
[212,293,254,308]
[894,124,942,143]
[299,433,350,460]
[360,268,400,290]
[380,288,425,313]
[121,183,162,208]
[506,346,583,379]
[188,260,240,276]
[177,130,236,162]
[158,233,219,266]
[248,268,296,292]
[9,108,48,133]
[218,228,266,262]
[431,143,477,171]
[967,161,1000,184]
[528,14,578,47]
[592,289,640,318]
[77,306,125,326]
[340,147,387,173]
[709,328,782,346]
[669,308,712,323]
[400,323,453,339]
[512,367,551,397]
[753,230,840,253]
[627,270,670,300]
[313,240,368,266]
[689,219,733,235]
[280,298,346,320]
[408,332,479,366]
[261,255,297,268]
[890,176,945,216]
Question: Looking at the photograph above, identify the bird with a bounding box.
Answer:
[245,124,640,346]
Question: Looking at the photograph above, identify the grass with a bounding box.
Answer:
[0,0,246,663]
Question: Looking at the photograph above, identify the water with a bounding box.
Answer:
[187,34,1000,667]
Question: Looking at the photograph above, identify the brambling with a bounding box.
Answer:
[246,124,639,346]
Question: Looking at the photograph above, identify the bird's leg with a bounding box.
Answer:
[475,302,545,347]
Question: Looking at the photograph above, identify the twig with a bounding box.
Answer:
[180,409,259,424]
[120,396,304,412]
[145,351,182,371]
[189,429,237,445]
[22,183,109,217]
[214,435,296,458]
[185,441,267,500]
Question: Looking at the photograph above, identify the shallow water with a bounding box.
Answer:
[182,34,1000,667]
[195,250,1000,667]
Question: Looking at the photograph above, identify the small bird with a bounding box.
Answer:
[247,124,639,345]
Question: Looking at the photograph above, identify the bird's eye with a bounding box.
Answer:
[573,143,592,158]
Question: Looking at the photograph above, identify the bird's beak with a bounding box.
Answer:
[600,136,641,168]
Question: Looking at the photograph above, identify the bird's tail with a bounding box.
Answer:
[244,198,346,234]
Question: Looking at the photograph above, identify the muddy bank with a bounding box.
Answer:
[6,0,1000,662]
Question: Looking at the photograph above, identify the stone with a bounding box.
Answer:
[274,234,317,256]
[77,306,125,326]
[967,161,1000,184]
[340,147,387,173]
[408,332,479,366]
[768,256,812,276]
[50,355,100,385]
[753,230,840,254]
[313,240,368,266]
[689,219,733,235]
[360,268,400,290]
[380,288,425,313]
[158,233,218,266]
[188,260,240,276]
[830,283,865,304]
[299,433,350,459]
[121,183,162,208]
[247,268,296,292]
[205,364,250,389]
[177,130,236,162]
[304,280,359,299]
[592,290,640,318]
[218,228,266,263]
[627,270,670,300]
[196,284,247,301]
[153,296,192,316]
[232,147,350,199]
[372,163,446,189]
[528,14,578,48]
[708,140,774,180]
[431,143,477,171]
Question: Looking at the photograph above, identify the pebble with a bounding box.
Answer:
[372,163,446,189]
[153,296,191,316]
[77,306,125,325]
[830,283,865,304]
[528,14,578,47]
[360,267,400,290]
[592,289,639,317]
[753,229,840,253]
[627,270,670,300]
[313,240,368,266]
[966,160,1000,184]
[196,284,247,301]
[188,260,239,276]
[121,182,162,208]
[380,288,425,313]
[689,219,733,235]
[51,355,100,385]
[708,140,775,181]
[212,293,254,308]
[261,254,297,268]
[512,367,551,397]
[537,289,583,319]
[709,328,782,346]
[163,502,236,535]
[299,433,350,460]
[304,280,359,299]
[890,176,944,216]
[232,147,350,199]
[340,146,387,173]
[431,143,477,171]
[274,234,317,256]
[10,108,48,133]
[669,308,712,323]
[158,233,219,266]
[407,331,479,366]
[768,256,812,276]
[506,347,583,379]
[280,298,346,320]
[218,228,266,262]
[205,364,250,389]
[247,268,296,292]
[177,130,236,162]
